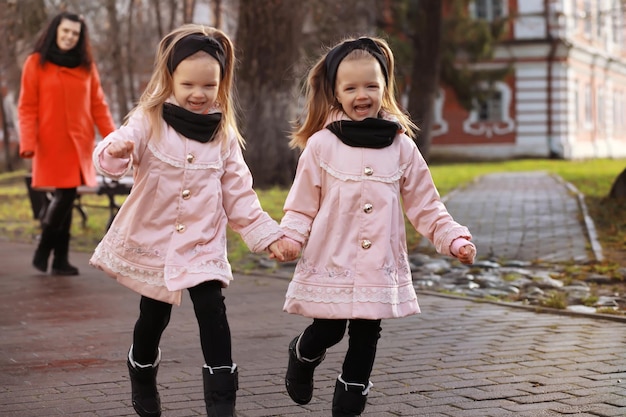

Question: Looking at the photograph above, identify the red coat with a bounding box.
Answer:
[18,53,116,188]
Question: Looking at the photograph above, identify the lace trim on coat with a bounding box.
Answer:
[295,254,411,279]
[104,227,165,258]
[148,141,227,170]
[92,243,165,287]
[320,160,409,183]
[285,282,417,305]
[237,220,282,253]
[281,217,311,241]
[165,259,232,280]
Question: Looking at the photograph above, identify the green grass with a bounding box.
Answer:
[2,158,625,271]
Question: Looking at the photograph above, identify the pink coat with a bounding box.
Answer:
[281,115,472,320]
[89,109,283,305]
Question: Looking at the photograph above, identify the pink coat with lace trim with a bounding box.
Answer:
[90,109,283,305]
[281,114,472,320]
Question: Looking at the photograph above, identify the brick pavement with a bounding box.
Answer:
[1,242,625,417]
[1,171,624,416]
[440,171,600,263]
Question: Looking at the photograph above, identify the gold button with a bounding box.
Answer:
[176,224,186,233]
[361,239,372,249]
[363,203,373,213]
[182,189,191,199]
[364,166,374,176]
[186,153,195,163]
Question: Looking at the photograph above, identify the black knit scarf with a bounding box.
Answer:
[326,118,399,148]
[162,103,222,143]
[45,44,81,68]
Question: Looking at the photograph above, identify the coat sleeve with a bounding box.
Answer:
[89,63,116,138]
[400,139,471,256]
[221,135,283,252]
[17,55,40,157]
[280,141,321,244]
[93,110,148,179]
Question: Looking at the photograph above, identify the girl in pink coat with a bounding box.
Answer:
[90,24,290,417]
[279,36,477,416]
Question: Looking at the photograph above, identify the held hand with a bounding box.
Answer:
[458,244,476,265]
[106,140,134,159]
[268,241,285,262]
[269,237,301,262]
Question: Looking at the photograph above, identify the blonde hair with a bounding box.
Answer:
[290,36,417,150]
[127,24,243,146]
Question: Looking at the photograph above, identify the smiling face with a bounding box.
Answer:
[334,56,385,121]
[172,52,221,114]
[56,18,81,52]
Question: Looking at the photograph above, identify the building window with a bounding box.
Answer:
[583,0,592,37]
[473,0,506,21]
[462,81,514,137]
[613,0,624,46]
[584,83,593,128]
[597,87,605,130]
[476,91,503,122]
[574,87,580,127]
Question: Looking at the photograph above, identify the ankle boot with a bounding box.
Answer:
[285,334,326,405]
[51,232,79,275]
[203,364,238,417]
[32,228,57,273]
[331,375,372,417]
[127,347,161,417]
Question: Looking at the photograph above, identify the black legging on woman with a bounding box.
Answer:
[132,280,233,367]
[298,318,382,385]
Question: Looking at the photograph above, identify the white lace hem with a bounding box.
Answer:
[285,282,417,305]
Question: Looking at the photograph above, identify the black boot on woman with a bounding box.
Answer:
[127,347,161,417]
[32,228,57,272]
[331,375,373,417]
[285,334,326,405]
[51,232,79,275]
[203,364,238,417]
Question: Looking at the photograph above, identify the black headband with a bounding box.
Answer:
[168,34,226,77]
[325,38,389,92]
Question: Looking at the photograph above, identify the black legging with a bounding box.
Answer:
[298,318,381,385]
[132,280,232,367]
[43,188,76,233]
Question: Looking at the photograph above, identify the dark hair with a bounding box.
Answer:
[34,12,93,69]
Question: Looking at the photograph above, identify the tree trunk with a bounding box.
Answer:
[105,0,129,120]
[407,0,443,161]
[0,0,46,171]
[235,0,308,187]
[609,168,626,199]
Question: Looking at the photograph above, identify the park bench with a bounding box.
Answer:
[25,174,133,230]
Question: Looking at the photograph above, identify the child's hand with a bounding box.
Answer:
[106,140,134,159]
[269,237,301,262]
[457,244,476,265]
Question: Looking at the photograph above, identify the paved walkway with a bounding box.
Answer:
[1,171,624,417]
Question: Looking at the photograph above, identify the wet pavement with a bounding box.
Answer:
[1,171,625,416]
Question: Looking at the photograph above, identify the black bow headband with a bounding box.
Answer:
[168,34,226,77]
[325,37,389,91]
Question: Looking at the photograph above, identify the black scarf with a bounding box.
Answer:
[46,44,81,68]
[162,103,222,143]
[326,118,399,148]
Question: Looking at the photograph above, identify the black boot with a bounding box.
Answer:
[203,364,238,417]
[127,347,161,417]
[32,228,57,273]
[51,232,79,275]
[332,375,372,417]
[285,335,326,405]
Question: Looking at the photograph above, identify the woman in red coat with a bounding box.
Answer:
[18,12,116,275]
